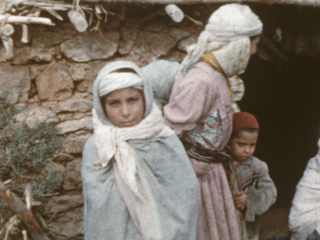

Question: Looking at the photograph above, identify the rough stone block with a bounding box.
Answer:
[0,65,30,104]
[35,63,74,101]
[60,31,119,62]
[57,96,93,113]
[15,106,59,128]
[57,117,92,134]
[48,207,83,238]
[63,137,88,154]
[13,46,60,65]
[62,158,82,190]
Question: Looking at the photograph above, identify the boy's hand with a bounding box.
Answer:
[191,162,214,176]
[234,191,247,210]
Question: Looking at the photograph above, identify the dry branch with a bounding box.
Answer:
[0,181,50,240]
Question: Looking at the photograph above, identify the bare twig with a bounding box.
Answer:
[0,215,20,236]
[185,14,203,26]
[0,181,50,240]
[24,184,32,210]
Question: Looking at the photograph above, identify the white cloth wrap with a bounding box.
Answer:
[92,103,174,239]
[98,72,143,97]
[289,139,320,240]
[182,3,262,76]
[92,102,174,194]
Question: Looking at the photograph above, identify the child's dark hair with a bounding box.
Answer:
[231,128,259,139]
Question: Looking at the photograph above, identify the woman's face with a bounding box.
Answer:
[103,87,145,128]
[250,36,260,56]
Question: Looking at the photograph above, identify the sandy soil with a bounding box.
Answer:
[259,208,290,240]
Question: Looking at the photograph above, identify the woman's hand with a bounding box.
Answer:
[191,161,214,176]
[234,191,247,210]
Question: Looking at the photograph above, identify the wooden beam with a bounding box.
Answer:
[0,15,55,26]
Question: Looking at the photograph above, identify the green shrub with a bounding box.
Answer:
[0,97,64,219]
[0,97,20,132]
[2,122,62,173]
[32,171,64,199]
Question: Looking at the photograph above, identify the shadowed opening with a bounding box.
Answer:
[239,55,320,207]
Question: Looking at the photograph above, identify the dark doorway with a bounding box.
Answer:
[239,55,320,207]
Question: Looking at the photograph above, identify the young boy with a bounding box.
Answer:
[228,112,277,240]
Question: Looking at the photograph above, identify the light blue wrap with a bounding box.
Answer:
[82,61,199,240]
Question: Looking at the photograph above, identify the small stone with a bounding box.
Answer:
[177,36,197,52]
[169,27,192,40]
[129,31,178,63]
[75,80,89,92]
[35,63,74,101]
[29,65,46,79]
[32,31,74,48]
[119,28,138,55]
[14,112,27,123]
[55,54,63,60]
[58,98,93,113]
[0,47,9,63]
[48,207,83,238]
[43,192,84,216]
[68,63,90,81]
[45,162,66,175]
[13,46,60,65]
[23,106,59,128]
[0,66,30,104]
[62,158,82,190]
[57,117,92,134]
[63,137,88,154]
[53,153,75,162]
[145,19,168,32]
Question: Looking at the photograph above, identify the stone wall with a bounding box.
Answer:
[0,7,203,239]
[0,3,319,239]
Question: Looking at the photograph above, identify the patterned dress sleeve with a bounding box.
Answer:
[163,66,218,138]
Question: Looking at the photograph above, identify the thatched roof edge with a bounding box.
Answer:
[80,0,320,7]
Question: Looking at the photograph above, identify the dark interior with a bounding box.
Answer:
[239,55,320,207]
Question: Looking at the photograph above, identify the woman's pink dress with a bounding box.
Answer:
[164,61,240,240]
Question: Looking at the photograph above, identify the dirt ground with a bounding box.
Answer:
[260,208,290,240]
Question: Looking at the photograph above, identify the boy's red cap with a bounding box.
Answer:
[233,112,259,133]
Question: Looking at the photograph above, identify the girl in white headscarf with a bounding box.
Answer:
[81,61,198,240]
[164,4,263,240]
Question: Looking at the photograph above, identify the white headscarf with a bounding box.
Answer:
[98,72,143,97]
[182,4,263,77]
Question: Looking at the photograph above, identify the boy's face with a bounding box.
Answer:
[103,87,145,128]
[228,130,258,162]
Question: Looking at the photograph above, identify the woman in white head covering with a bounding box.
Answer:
[82,61,198,240]
[164,4,263,240]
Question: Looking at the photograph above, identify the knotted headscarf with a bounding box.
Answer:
[182,3,263,77]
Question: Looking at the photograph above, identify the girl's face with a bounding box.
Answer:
[103,87,145,128]
[250,36,260,56]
